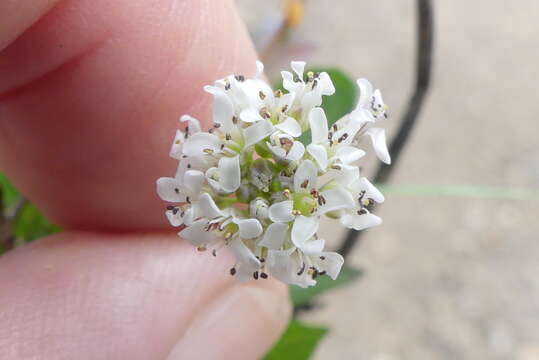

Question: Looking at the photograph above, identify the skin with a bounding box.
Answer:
[0,0,291,359]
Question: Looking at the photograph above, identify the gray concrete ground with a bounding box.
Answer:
[239,1,539,359]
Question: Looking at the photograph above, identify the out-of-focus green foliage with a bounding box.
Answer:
[290,265,362,307]
[0,173,18,207]
[264,320,328,360]
[0,173,60,254]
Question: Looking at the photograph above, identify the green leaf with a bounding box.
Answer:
[0,172,20,207]
[1,173,60,245]
[290,265,362,307]
[14,204,60,242]
[264,320,328,360]
[298,68,357,145]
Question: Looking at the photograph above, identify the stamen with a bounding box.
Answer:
[166,205,175,210]
[260,107,271,119]
[259,91,266,100]
[300,179,309,188]
[203,148,214,154]
[186,196,191,204]
[174,188,180,194]
[232,116,238,124]
[274,89,283,97]
[197,245,206,252]
[297,262,306,276]
[234,74,245,82]
[260,272,268,279]
[253,271,259,280]
[230,267,237,276]
[225,133,232,141]
[338,133,348,143]
[320,256,326,260]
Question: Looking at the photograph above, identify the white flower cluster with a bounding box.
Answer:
[156,61,390,287]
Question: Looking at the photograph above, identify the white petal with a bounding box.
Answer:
[269,201,294,223]
[169,130,184,159]
[316,252,344,280]
[197,192,224,219]
[275,117,302,137]
[278,93,295,112]
[291,61,306,79]
[179,220,214,246]
[318,187,355,214]
[218,155,241,193]
[334,146,365,164]
[255,61,264,78]
[182,133,222,157]
[294,160,318,192]
[356,78,374,108]
[267,248,297,284]
[366,127,391,164]
[165,209,184,227]
[285,141,305,161]
[291,215,319,248]
[309,107,329,144]
[307,144,328,170]
[356,177,385,203]
[180,115,201,134]
[281,71,295,92]
[259,222,289,249]
[235,218,263,239]
[205,167,220,193]
[300,238,325,255]
[229,237,261,267]
[330,164,360,186]
[182,170,205,195]
[211,91,235,132]
[340,213,382,231]
[318,72,335,96]
[156,177,183,202]
[244,120,275,147]
[240,107,263,123]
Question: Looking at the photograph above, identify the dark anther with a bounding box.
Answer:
[338,133,349,143]
[328,133,333,140]
[166,205,175,210]
[182,155,188,158]
[312,79,318,89]
[260,272,268,279]
[220,144,225,150]
[320,256,326,260]
[319,270,327,276]
[225,82,231,90]
[232,116,238,124]
[297,263,306,276]
[281,105,288,113]
[357,209,367,215]
[214,123,221,128]
[187,163,191,168]
[186,196,191,204]
[172,208,179,215]
[225,133,232,141]
[174,188,180,194]
[208,128,214,134]
[312,269,319,279]
[230,268,237,276]
[212,249,217,257]
[333,124,338,131]
[293,74,301,83]
[235,74,245,82]
[253,271,259,280]
[259,91,266,100]
[300,179,309,189]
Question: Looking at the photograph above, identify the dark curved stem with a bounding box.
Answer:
[338,0,434,257]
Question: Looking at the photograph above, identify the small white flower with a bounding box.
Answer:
[156,61,390,287]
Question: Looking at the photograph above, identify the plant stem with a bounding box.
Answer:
[337,0,434,258]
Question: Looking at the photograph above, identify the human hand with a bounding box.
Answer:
[0,0,290,358]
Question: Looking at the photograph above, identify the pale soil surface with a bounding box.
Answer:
[238,1,539,359]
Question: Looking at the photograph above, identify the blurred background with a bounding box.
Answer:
[237,1,539,359]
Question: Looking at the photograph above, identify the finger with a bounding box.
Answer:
[0,0,258,230]
[0,232,290,360]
